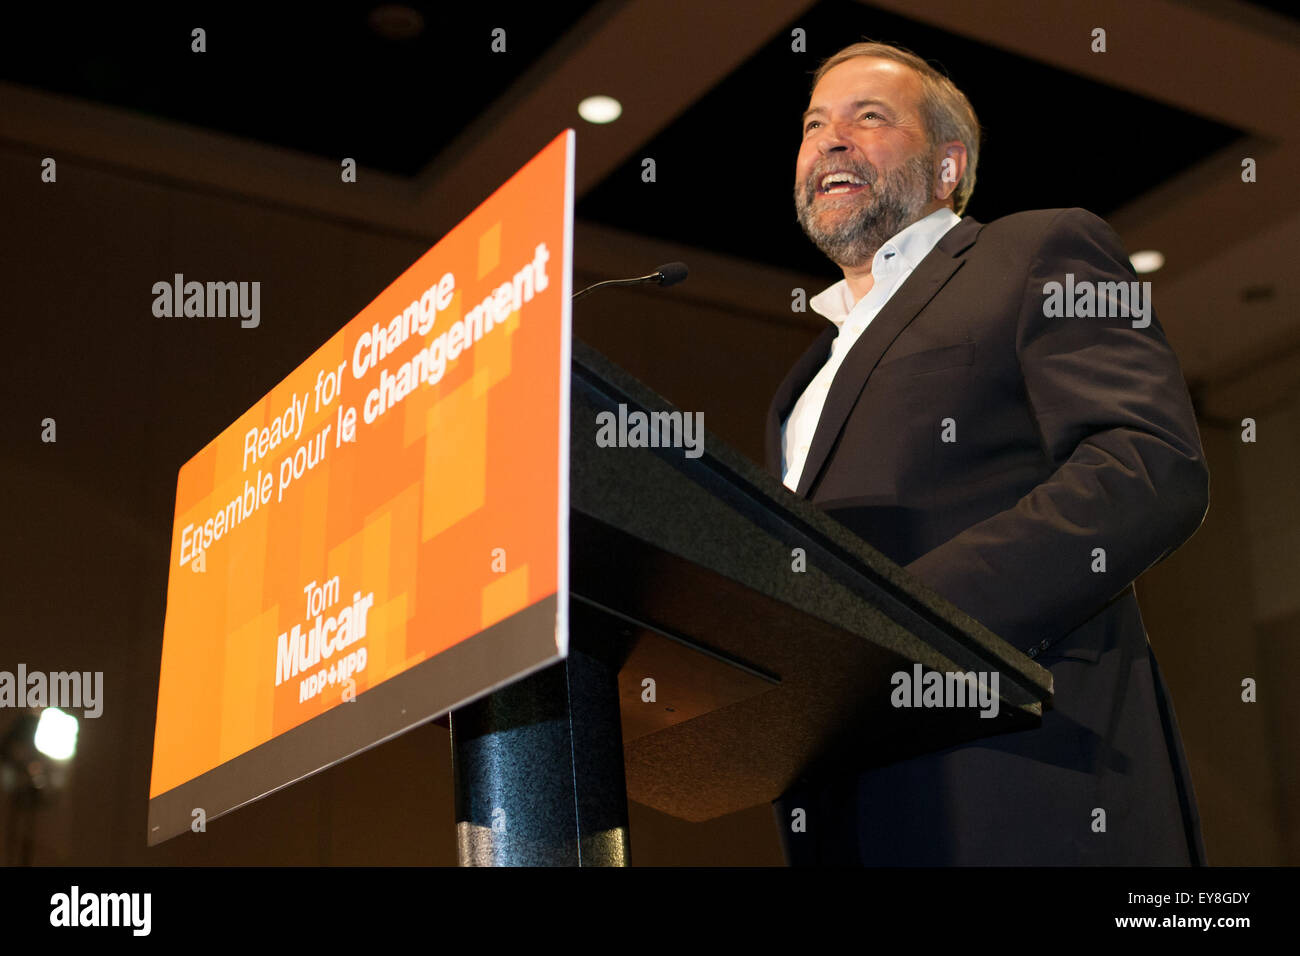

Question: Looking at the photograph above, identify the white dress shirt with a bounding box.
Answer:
[781,207,962,492]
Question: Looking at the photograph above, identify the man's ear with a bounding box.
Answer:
[934,141,967,203]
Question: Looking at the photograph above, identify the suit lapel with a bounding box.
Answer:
[765,320,837,478]
[794,216,984,498]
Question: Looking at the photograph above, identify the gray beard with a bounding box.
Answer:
[794,152,935,269]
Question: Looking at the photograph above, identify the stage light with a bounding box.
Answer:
[578,95,622,124]
[1130,250,1165,274]
[34,708,78,761]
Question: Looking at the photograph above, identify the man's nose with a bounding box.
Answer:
[817,125,853,154]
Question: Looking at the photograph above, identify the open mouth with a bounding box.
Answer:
[817,171,869,196]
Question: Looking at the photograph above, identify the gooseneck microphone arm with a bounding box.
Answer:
[572,262,688,302]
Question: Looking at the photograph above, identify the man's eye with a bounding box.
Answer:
[804,121,821,132]
[862,112,882,120]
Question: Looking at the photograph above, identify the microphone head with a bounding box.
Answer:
[654,262,689,288]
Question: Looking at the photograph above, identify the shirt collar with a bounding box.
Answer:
[809,207,962,327]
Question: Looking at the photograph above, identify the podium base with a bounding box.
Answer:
[449,647,631,866]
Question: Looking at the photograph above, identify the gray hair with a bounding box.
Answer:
[812,41,981,215]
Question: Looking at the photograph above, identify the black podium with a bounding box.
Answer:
[446,339,1053,865]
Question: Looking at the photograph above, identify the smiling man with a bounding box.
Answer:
[767,41,1211,865]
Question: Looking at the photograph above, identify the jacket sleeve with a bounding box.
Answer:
[903,207,1209,654]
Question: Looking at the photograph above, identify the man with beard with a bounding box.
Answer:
[768,41,1210,865]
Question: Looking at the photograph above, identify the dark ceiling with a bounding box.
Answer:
[0,2,601,176]
[577,0,1244,278]
[0,0,1244,281]
[1244,0,1300,20]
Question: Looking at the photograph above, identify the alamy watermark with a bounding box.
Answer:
[595,403,704,459]
[50,886,150,935]
[891,664,999,718]
[1042,273,1151,328]
[0,665,102,718]
[152,273,260,328]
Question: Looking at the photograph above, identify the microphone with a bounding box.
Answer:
[572,262,689,302]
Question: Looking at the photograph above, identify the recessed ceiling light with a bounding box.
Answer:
[578,95,622,125]
[1130,250,1165,274]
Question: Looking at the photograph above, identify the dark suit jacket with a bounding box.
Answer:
[766,208,1210,865]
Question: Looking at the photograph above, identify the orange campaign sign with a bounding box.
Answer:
[148,130,574,844]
